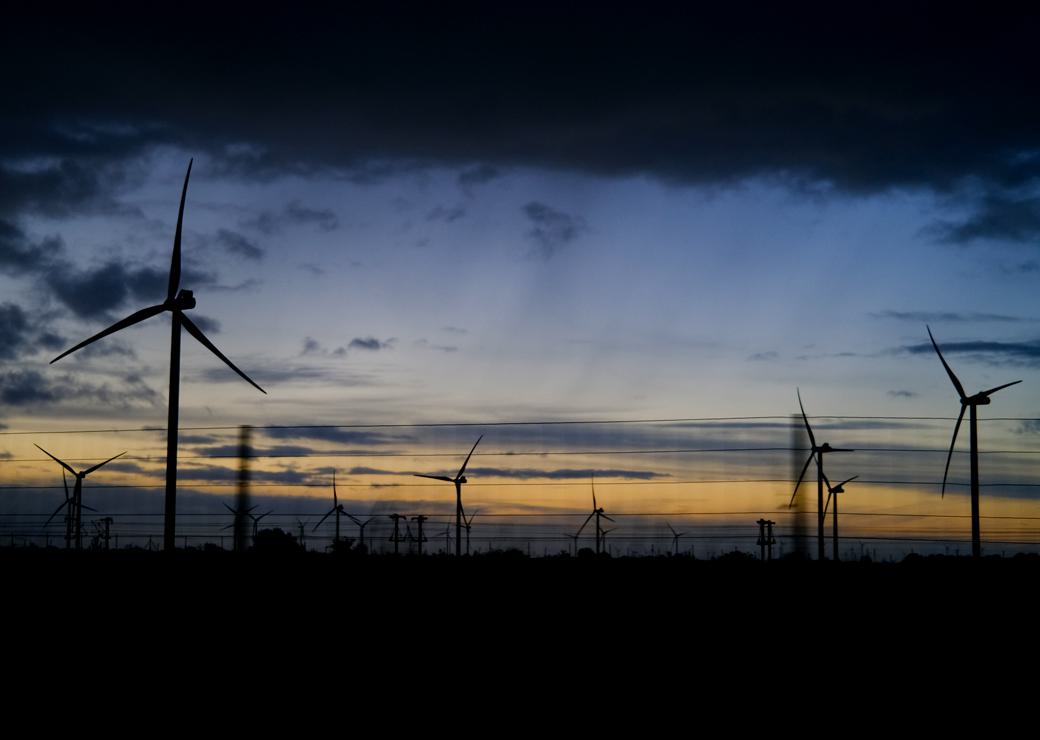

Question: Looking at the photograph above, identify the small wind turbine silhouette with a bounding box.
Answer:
[36,444,124,550]
[42,469,76,548]
[250,510,272,541]
[346,514,377,553]
[575,476,614,555]
[314,470,350,545]
[222,501,257,551]
[413,435,482,556]
[788,389,853,560]
[666,522,686,556]
[461,509,478,555]
[49,161,265,552]
[927,326,1021,558]
[822,474,857,562]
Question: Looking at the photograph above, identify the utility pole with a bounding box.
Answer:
[235,425,252,553]
[411,515,428,556]
[388,513,406,555]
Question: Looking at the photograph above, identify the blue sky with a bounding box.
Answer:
[2,3,1039,552]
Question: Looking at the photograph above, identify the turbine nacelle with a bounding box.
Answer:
[964,393,991,406]
[168,289,196,311]
[457,475,468,485]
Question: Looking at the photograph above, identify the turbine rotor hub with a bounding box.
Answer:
[173,289,196,310]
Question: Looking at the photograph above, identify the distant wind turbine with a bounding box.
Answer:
[314,470,351,546]
[927,326,1021,558]
[666,522,686,556]
[413,435,482,556]
[347,514,377,553]
[250,510,272,541]
[36,445,124,550]
[575,476,614,555]
[822,474,857,562]
[222,501,257,552]
[461,509,478,555]
[49,160,266,552]
[788,389,853,560]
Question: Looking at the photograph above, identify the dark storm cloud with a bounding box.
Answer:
[901,338,1040,366]
[523,202,587,259]
[0,368,160,408]
[0,220,61,275]
[930,194,1040,244]
[264,427,408,445]
[7,3,1040,203]
[49,262,216,318]
[0,303,67,361]
[215,229,264,260]
[349,337,393,351]
[426,205,466,223]
[873,310,1033,323]
[243,201,339,235]
[457,164,501,193]
[0,157,145,218]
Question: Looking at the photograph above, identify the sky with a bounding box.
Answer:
[1,2,1039,554]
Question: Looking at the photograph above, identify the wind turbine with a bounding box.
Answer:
[575,476,614,555]
[314,470,350,545]
[49,160,266,552]
[42,469,76,548]
[461,509,478,555]
[666,522,686,556]
[822,474,857,562]
[927,326,1021,558]
[250,510,272,542]
[788,389,853,560]
[346,514,377,553]
[222,501,257,552]
[413,435,482,556]
[36,444,124,550]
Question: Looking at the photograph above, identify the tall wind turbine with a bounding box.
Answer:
[49,161,266,552]
[35,445,124,550]
[666,522,686,556]
[314,470,351,546]
[822,474,857,562]
[927,326,1021,558]
[347,514,377,553]
[413,435,482,556]
[575,477,614,555]
[788,389,853,560]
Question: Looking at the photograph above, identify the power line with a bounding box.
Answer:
[2,414,1038,436]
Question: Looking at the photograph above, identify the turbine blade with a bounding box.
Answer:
[62,469,70,501]
[223,502,236,515]
[168,159,192,301]
[413,474,453,482]
[44,500,70,527]
[666,521,676,537]
[839,475,859,487]
[602,514,616,523]
[83,450,126,476]
[927,326,967,400]
[822,471,833,493]
[575,512,595,537]
[333,470,337,507]
[788,452,815,508]
[313,508,335,530]
[592,473,597,511]
[797,388,817,450]
[34,444,78,477]
[181,314,266,394]
[221,523,234,531]
[981,379,1022,397]
[51,304,167,364]
[347,514,362,526]
[941,405,967,498]
[456,435,483,480]
[823,490,832,517]
[80,503,98,513]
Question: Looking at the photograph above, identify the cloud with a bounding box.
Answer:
[901,338,1040,366]
[0,220,61,275]
[930,194,1040,244]
[523,202,587,259]
[1015,420,1040,435]
[244,200,339,234]
[873,310,1033,323]
[457,164,500,194]
[215,228,264,260]
[349,337,393,351]
[1003,260,1040,275]
[441,326,467,335]
[426,205,466,223]
[0,368,160,408]
[413,339,458,352]
[887,390,918,398]
[298,263,325,276]
[264,427,409,445]
[747,351,778,362]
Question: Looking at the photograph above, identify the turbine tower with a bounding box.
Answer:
[575,477,614,555]
[413,435,482,556]
[35,445,124,550]
[666,522,686,556]
[822,475,857,561]
[49,161,266,551]
[927,326,1021,558]
[314,470,351,546]
[788,389,853,560]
